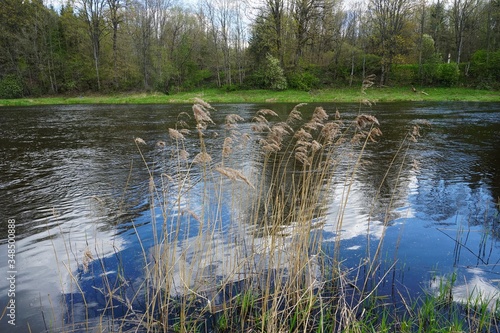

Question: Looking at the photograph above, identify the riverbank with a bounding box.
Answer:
[1,87,499,106]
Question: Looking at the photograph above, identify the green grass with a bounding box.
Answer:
[1,86,499,106]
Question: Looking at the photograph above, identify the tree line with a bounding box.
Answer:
[1,0,500,98]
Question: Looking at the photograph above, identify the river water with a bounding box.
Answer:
[0,102,499,331]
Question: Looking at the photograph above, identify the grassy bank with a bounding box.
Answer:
[1,86,500,106]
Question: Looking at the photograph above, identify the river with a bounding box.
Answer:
[0,102,499,331]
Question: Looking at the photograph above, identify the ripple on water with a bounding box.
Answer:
[0,102,499,332]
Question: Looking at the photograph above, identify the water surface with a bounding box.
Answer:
[0,102,499,331]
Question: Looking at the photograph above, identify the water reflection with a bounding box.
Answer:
[430,268,500,312]
[0,102,499,331]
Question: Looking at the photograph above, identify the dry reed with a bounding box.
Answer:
[55,98,490,333]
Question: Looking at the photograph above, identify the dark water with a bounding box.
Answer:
[0,102,499,331]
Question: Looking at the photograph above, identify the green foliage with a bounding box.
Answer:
[390,61,460,87]
[391,64,418,85]
[286,70,320,91]
[0,75,23,99]
[391,60,459,87]
[221,83,241,92]
[436,63,460,87]
[247,54,288,90]
[263,54,288,90]
[186,69,212,89]
[1,0,500,96]
[421,34,436,63]
[419,62,439,85]
[469,49,500,89]
[350,53,382,81]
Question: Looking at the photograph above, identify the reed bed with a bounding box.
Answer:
[52,97,499,333]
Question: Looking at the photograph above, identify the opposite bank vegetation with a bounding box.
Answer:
[1,87,500,107]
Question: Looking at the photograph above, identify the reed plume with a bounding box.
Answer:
[355,114,380,129]
[320,122,341,145]
[361,74,376,93]
[134,137,146,145]
[286,103,305,124]
[82,247,93,274]
[303,106,329,131]
[193,151,212,164]
[193,97,214,110]
[257,109,279,117]
[225,114,245,130]
[179,149,189,161]
[169,128,185,140]
[193,103,214,128]
[222,137,233,157]
[215,166,255,189]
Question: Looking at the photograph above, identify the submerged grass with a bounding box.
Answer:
[1,87,500,106]
[43,91,500,332]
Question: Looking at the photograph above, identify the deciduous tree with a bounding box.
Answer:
[368,0,414,85]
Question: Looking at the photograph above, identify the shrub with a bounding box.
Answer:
[469,49,500,88]
[420,62,440,85]
[391,64,418,85]
[0,75,23,99]
[286,71,320,91]
[436,63,460,86]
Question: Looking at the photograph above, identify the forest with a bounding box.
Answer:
[1,0,500,98]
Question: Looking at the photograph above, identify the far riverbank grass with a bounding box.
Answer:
[1,86,499,106]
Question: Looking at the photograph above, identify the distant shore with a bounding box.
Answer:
[1,87,499,107]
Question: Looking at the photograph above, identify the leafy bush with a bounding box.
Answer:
[436,63,459,86]
[469,50,500,88]
[0,75,23,99]
[287,71,320,91]
[420,62,440,85]
[391,64,418,85]
[243,71,266,89]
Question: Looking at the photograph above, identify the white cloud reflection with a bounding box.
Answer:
[431,268,500,312]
